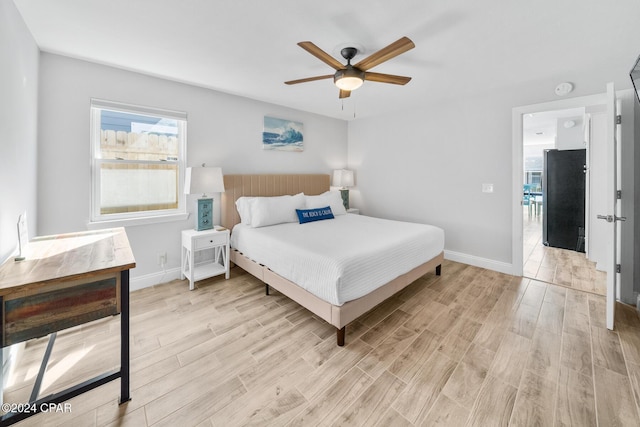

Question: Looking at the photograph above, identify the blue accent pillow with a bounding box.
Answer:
[296,206,334,224]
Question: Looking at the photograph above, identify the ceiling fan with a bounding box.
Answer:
[285,36,415,99]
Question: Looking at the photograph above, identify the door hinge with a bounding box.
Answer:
[616,264,621,273]
[617,190,622,199]
[616,115,622,124]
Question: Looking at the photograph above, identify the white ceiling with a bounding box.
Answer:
[523,107,585,146]
[12,0,640,121]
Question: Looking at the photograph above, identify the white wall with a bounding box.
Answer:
[348,93,513,271]
[618,91,639,303]
[635,96,640,297]
[0,0,39,392]
[348,87,637,274]
[556,116,585,150]
[0,0,39,262]
[37,53,347,284]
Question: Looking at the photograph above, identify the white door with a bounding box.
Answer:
[600,82,622,330]
[584,114,591,258]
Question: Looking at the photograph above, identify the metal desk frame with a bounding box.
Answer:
[0,270,130,426]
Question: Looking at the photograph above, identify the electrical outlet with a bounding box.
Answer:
[157,252,167,266]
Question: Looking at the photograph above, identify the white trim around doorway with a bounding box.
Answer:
[511,93,607,276]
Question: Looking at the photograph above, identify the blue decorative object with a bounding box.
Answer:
[197,198,213,231]
[263,116,304,151]
[296,206,334,224]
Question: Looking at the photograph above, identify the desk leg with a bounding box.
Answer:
[30,333,56,402]
[120,270,131,404]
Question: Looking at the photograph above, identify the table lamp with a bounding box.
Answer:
[332,169,354,210]
[184,166,225,231]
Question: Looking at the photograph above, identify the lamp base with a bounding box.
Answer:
[196,198,214,231]
[339,189,350,210]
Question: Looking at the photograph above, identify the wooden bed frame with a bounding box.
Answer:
[221,174,443,346]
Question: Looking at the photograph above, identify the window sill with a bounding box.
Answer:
[87,213,189,229]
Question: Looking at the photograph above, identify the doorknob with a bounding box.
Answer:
[597,214,627,222]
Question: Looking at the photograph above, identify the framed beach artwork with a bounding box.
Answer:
[262,116,304,151]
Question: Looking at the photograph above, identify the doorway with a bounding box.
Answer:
[521,107,606,295]
[512,94,610,296]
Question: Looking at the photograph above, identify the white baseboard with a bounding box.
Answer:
[444,250,514,275]
[130,267,182,291]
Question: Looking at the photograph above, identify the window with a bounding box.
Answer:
[90,99,187,224]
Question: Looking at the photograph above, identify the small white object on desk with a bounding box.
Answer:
[14,212,28,261]
[346,208,360,215]
[181,227,230,290]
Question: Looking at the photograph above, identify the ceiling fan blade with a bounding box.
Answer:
[285,74,334,85]
[298,41,344,70]
[364,72,412,85]
[339,89,351,99]
[354,36,415,71]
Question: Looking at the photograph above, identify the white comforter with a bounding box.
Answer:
[230,214,444,306]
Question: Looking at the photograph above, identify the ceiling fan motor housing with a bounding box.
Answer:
[340,47,358,62]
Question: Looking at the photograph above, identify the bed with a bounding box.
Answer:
[221,174,444,346]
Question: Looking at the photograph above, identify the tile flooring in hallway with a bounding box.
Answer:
[523,207,606,295]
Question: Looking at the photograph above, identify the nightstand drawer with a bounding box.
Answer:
[194,233,227,249]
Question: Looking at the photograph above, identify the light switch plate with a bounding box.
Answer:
[482,183,494,193]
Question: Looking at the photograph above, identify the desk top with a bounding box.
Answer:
[0,228,136,295]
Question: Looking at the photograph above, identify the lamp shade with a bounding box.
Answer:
[332,169,354,188]
[184,166,225,196]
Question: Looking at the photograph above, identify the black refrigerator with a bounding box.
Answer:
[542,148,586,252]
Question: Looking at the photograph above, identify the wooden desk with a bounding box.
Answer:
[0,228,135,425]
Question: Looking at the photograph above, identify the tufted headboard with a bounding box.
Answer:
[220,174,331,230]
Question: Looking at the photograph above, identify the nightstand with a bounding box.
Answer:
[347,208,360,215]
[181,228,230,290]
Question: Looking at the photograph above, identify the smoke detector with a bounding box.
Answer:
[555,82,574,96]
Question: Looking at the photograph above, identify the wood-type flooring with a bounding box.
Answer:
[4,260,640,426]
[523,207,606,295]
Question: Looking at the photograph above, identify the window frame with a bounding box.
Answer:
[89,99,188,226]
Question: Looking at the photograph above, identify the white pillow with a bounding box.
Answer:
[249,193,305,228]
[305,191,347,215]
[235,197,255,225]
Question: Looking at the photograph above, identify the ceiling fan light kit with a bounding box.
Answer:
[285,36,415,99]
[334,67,365,91]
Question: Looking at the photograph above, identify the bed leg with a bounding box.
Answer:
[337,327,345,346]
[265,284,270,295]
[436,264,441,276]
